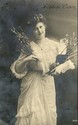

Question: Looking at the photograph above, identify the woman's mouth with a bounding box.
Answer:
[38,32,43,35]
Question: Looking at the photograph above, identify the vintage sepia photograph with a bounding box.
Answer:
[0,0,77,125]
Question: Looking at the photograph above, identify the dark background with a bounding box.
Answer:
[0,0,77,125]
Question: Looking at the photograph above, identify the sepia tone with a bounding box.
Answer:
[0,0,77,125]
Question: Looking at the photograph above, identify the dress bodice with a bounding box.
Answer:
[30,38,58,66]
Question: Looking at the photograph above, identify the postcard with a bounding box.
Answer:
[0,0,77,125]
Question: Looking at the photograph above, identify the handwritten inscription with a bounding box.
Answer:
[34,3,76,12]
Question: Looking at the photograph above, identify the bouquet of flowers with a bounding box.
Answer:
[11,27,33,56]
[66,33,77,62]
[48,33,77,75]
[11,27,77,74]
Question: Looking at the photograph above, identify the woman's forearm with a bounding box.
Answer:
[28,61,42,72]
[15,55,37,73]
[15,60,28,73]
[28,61,49,74]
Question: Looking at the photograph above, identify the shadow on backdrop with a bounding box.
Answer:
[0,0,77,125]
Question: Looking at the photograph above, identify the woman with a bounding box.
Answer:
[10,14,75,125]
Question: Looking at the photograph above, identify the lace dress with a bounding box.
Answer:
[11,38,75,125]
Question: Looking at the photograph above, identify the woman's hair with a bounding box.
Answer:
[26,14,47,39]
[28,13,46,27]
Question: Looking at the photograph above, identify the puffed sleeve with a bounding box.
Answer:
[49,40,75,75]
[56,38,75,73]
[10,53,28,79]
[54,60,75,74]
[58,38,68,55]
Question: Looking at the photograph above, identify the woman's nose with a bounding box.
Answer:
[38,28,42,34]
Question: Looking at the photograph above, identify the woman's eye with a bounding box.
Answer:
[40,26,42,28]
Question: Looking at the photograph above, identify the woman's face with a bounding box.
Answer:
[33,22,46,40]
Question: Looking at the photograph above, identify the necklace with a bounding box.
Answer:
[34,38,46,51]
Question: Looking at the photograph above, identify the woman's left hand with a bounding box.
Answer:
[50,60,75,76]
[50,65,62,76]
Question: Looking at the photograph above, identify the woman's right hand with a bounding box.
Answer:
[14,54,39,74]
[23,54,39,62]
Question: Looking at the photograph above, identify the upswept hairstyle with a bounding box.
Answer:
[27,13,47,27]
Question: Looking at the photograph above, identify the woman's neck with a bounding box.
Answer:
[35,37,46,45]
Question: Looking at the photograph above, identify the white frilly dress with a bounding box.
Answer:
[10,38,75,125]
